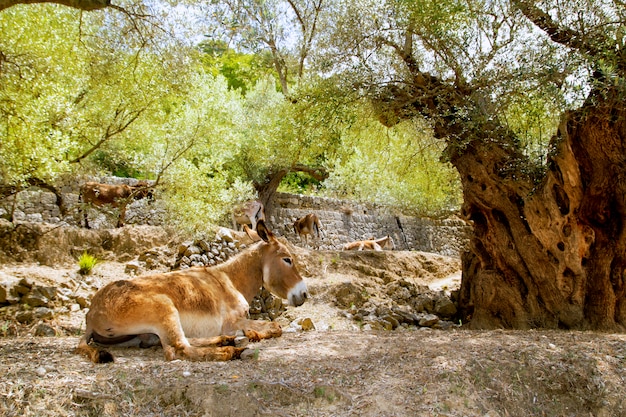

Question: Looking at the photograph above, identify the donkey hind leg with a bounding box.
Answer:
[75,324,114,364]
[157,307,245,361]
[82,205,91,229]
[116,204,127,228]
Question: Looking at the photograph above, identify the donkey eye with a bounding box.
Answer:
[283,257,293,266]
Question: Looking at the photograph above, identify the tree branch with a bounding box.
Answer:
[0,0,110,12]
[291,164,328,181]
[512,1,604,58]
[69,103,149,164]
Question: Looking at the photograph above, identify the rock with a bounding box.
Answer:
[22,292,49,308]
[240,348,259,361]
[177,241,193,256]
[418,314,439,328]
[34,286,57,300]
[299,318,315,331]
[331,282,368,309]
[75,295,89,309]
[184,245,202,257]
[34,323,56,336]
[391,305,419,325]
[434,297,457,318]
[16,310,34,324]
[380,314,400,330]
[125,261,141,274]
[412,294,435,313]
[34,307,53,319]
[12,279,32,297]
[197,239,212,252]
[215,227,235,243]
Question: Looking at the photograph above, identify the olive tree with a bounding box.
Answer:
[320,0,626,331]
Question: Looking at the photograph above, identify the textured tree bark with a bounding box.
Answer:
[455,84,626,331]
[255,169,288,221]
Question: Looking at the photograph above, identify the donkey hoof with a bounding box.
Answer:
[234,336,249,347]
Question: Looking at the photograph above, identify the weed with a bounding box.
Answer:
[78,252,99,275]
[215,384,229,394]
[313,386,337,403]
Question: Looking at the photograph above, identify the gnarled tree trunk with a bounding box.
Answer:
[454,85,626,331]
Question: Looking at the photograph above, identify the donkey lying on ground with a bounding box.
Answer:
[78,181,153,228]
[343,235,395,251]
[75,221,308,363]
[293,213,324,248]
[232,200,265,231]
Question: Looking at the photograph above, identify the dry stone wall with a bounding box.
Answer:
[270,193,469,256]
[0,176,166,229]
[0,181,470,257]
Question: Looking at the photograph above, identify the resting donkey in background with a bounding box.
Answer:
[343,235,395,251]
[78,181,153,229]
[232,200,265,231]
[75,220,308,363]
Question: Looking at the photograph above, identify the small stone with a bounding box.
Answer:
[434,297,457,318]
[177,242,192,256]
[16,310,34,324]
[240,348,259,361]
[125,261,141,274]
[418,314,440,328]
[34,323,56,337]
[22,293,49,307]
[35,366,47,377]
[75,296,89,309]
[299,318,315,331]
[34,307,53,319]
[0,284,7,304]
[234,336,249,347]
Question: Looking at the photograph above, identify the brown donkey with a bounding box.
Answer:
[293,213,324,248]
[78,181,153,228]
[75,220,308,363]
[343,235,395,251]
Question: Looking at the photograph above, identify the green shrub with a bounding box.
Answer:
[78,252,99,275]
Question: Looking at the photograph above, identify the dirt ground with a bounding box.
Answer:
[1,225,626,416]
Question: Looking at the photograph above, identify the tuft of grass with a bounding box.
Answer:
[78,252,99,275]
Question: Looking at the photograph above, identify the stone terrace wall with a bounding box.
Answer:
[0,183,470,257]
[270,193,470,257]
[0,176,166,229]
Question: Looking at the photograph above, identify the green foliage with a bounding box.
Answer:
[78,252,98,275]
[324,108,461,217]
[198,39,274,94]
[279,171,322,194]
[0,0,473,230]
[0,4,188,185]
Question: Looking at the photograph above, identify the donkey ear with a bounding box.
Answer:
[256,220,273,243]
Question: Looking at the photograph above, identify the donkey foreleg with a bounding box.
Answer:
[233,319,282,342]
[165,345,246,361]
[186,335,238,347]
